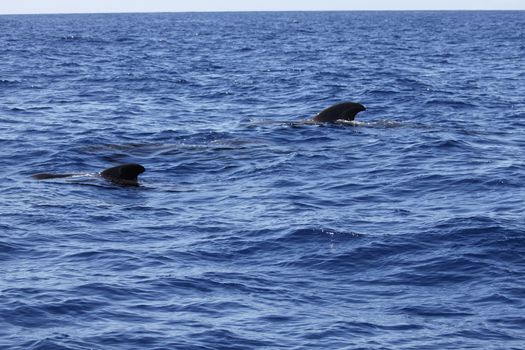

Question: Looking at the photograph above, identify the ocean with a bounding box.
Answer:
[0,11,524,349]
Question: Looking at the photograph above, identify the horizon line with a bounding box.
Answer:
[0,8,524,16]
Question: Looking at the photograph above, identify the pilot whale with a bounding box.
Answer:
[311,102,366,123]
[32,163,146,186]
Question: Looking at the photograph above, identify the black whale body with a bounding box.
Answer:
[32,163,145,186]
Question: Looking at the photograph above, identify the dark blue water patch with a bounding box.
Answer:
[0,240,31,261]
[446,328,519,341]
[0,78,21,85]
[488,316,525,329]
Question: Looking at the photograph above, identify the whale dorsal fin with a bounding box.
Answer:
[100,163,145,186]
[313,102,366,123]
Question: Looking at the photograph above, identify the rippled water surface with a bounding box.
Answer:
[1,11,524,349]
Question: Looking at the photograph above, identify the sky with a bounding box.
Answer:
[0,0,523,14]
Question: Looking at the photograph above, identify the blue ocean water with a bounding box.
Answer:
[0,10,524,349]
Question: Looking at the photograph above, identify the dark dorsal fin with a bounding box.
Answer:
[313,102,366,123]
[100,163,145,186]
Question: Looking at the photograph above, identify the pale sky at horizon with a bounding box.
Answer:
[0,0,524,14]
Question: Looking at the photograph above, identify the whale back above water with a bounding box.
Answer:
[32,173,74,180]
[33,163,145,186]
[313,102,366,123]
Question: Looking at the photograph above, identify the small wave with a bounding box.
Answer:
[0,78,20,84]
[22,339,77,350]
[488,316,525,329]
[279,227,364,244]
[73,282,156,302]
[0,241,27,260]
[408,138,475,151]
[446,328,519,341]
[59,34,108,43]
[61,34,80,40]
[366,88,400,95]
[188,329,275,348]
[424,98,477,109]
[398,305,474,317]
[57,62,81,67]
[337,119,405,128]
[2,305,58,328]
[8,107,26,112]
[430,215,515,236]
[395,77,432,90]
